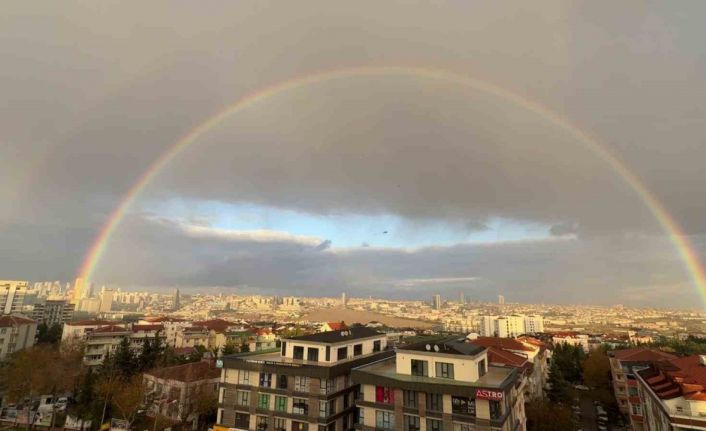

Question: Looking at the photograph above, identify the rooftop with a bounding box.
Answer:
[145,361,220,382]
[471,337,535,352]
[399,337,486,357]
[610,348,677,362]
[638,355,706,401]
[66,319,113,326]
[284,326,383,344]
[0,314,36,327]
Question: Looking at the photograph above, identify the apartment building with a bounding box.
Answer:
[216,327,391,431]
[61,319,113,342]
[0,315,37,360]
[70,321,167,366]
[608,348,677,430]
[636,355,706,430]
[479,315,543,338]
[139,316,192,346]
[0,281,27,315]
[550,332,589,353]
[32,300,75,327]
[352,337,526,431]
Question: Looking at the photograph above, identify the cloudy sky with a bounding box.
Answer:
[2,1,706,307]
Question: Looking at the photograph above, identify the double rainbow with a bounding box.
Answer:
[77,66,706,298]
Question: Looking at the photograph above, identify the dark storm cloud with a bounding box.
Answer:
[2,1,706,305]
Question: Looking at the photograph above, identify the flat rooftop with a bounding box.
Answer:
[225,348,390,368]
[353,356,515,390]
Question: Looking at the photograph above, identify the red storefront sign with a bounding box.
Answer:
[475,389,504,401]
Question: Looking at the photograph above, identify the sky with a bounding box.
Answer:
[2,1,706,307]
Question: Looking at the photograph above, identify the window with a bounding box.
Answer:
[435,362,454,379]
[373,340,381,352]
[358,407,364,422]
[274,418,286,431]
[631,404,642,415]
[337,346,348,360]
[403,390,417,408]
[343,392,350,408]
[238,371,250,385]
[291,421,308,431]
[307,347,319,361]
[237,390,250,406]
[320,378,335,394]
[477,359,486,377]
[258,394,270,410]
[426,419,441,431]
[293,346,305,360]
[257,416,269,431]
[451,396,475,416]
[628,387,638,397]
[376,411,395,430]
[278,374,288,389]
[489,400,502,420]
[411,359,428,376]
[375,386,395,404]
[426,393,442,412]
[294,376,309,392]
[275,396,287,412]
[453,424,473,431]
[260,372,273,387]
[235,413,250,430]
[403,415,420,431]
[292,398,309,415]
[354,344,363,356]
[319,399,335,417]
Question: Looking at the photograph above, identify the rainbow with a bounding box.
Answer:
[77,65,706,298]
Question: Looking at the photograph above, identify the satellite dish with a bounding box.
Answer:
[425,344,431,351]
[433,345,440,352]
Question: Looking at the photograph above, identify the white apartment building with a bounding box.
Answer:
[480,314,543,338]
[551,332,589,353]
[0,314,37,360]
[0,281,28,315]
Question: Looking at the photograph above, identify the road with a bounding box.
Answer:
[578,393,598,430]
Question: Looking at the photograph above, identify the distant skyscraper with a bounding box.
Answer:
[174,288,181,310]
[498,294,505,305]
[432,294,442,310]
[459,292,465,304]
[70,277,85,304]
[99,287,114,313]
[341,292,347,307]
[0,280,27,314]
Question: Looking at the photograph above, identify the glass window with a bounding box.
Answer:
[628,387,638,396]
[453,424,473,431]
[294,376,309,392]
[274,418,286,431]
[489,400,502,420]
[358,407,364,422]
[258,394,270,410]
[375,411,395,430]
[238,371,250,385]
[631,404,642,415]
[477,359,486,377]
[320,378,335,395]
[235,413,250,429]
[293,398,309,415]
[307,347,319,361]
[260,372,272,387]
[237,390,250,406]
[426,419,442,431]
[337,347,348,360]
[403,390,417,408]
[354,344,363,356]
[375,386,395,404]
[291,421,308,431]
[426,393,442,412]
[278,374,288,389]
[373,340,381,352]
[411,359,428,376]
[451,396,475,416]
[257,416,269,431]
[275,396,288,412]
[319,399,335,417]
[403,415,420,431]
[435,362,454,379]
[293,346,304,360]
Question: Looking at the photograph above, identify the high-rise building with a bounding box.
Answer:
[498,294,505,305]
[99,288,115,313]
[523,315,544,333]
[353,337,526,431]
[341,292,347,308]
[216,327,391,431]
[432,294,442,310]
[174,288,181,310]
[0,315,37,360]
[459,292,465,304]
[71,277,86,304]
[0,280,28,314]
[480,314,541,338]
[32,299,75,327]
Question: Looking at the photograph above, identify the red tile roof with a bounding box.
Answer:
[612,348,677,362]
[132,324,165,332]
[144,361,220,382]
[487,346,529,368]
[471,337,535,352]
[66,319,113,326]
[0,315,36,327]
[325,322,348,331]
[638,355,706,400]
[91,324,130,334]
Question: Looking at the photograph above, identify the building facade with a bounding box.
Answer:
[217,327,391,431]
[32,300,75,327]
[480,315,543,338]
[0,280,27,315]
[352,337,526,431]
[0,315,37,360]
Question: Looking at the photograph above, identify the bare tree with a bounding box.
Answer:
[110,375,147,429]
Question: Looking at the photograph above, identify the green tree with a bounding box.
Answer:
[221,342,237,356]
[583,347,611,390]
[113,337,137,378]
[526,399,574,431]
[547,361,573,404]
[239,342,250,353]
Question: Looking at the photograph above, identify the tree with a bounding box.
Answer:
[221,342,237,356]
[526,400,574,431]
[239,342,250,353]
[113,336,137,378]
[583,347,611,390]
[1,346,55,430]
[546,361,573,404]
[111,374,147,429]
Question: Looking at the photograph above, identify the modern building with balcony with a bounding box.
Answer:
[351,337,526,431]
[216,327,391,431]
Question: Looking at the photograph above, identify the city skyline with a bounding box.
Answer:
[3,2,706,308]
